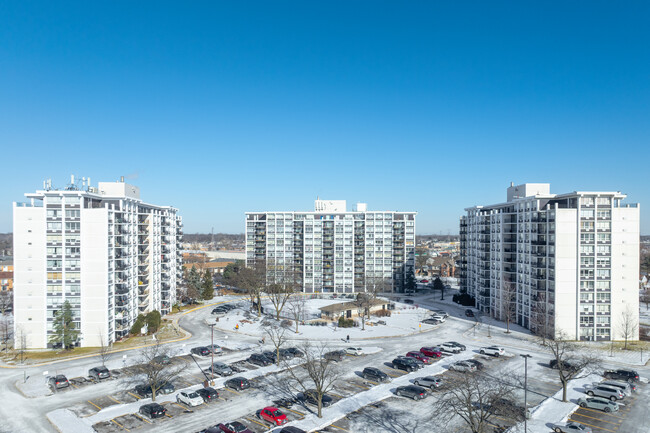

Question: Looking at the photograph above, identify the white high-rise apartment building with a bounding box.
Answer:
[246,200,416,293]
[460,183,640,342]
[13,177,183,349]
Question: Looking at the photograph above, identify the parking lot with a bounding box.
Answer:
[568,380,647,433]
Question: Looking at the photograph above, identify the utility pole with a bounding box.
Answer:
[520,354,532,432]
[208,323,216,384]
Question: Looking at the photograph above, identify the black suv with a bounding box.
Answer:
[196,387,219,402]
[362,367,389,382]
[285,347,305,358]
[445,341,466,351]
[139,403,166,419]
[191,347,211,356]
[88,366,111,381]
[391,357,417,372]
[395,385,428,400]
[301,389,333,407]
[248,353,272,366]
[604,369,640,383]
[225,377,250,390]
[549,359,578,371]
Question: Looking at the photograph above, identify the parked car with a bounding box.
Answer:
[413,376,443,389]
[586,385,625,401]
[397,355,424,369]
[199,427,221,433]
[152,355,171,364]
[279,427,307,433]
[362,367,389,382]
[273,398,296,408]
[206,344,223,354]
[258,406,287,425]
[212,306,228,315]
[218,421,254,433]
[445,341,466,351]
[420,347,442,358]
[435,311,449,318]
[395,385,428,400]
[324,350,345,362]
[285,347,305,358]
[406,351,433,364]
[577,396,619,412]
[480,346,506,357]
[449,361,476,373]
[279,348,297,359]
[391,357,418,372]
[603,369,639,383]
[191,346,211,357]
[88,366,111,381]
[550,359,579,371]
[299,389,333,407]
[422,318,442,325]
[196,387,219,402]
[430,315,446,323]
[208,362,233,376]
[404,299,414,304]
[552,422,592,433]
[248,353,273,366]
[466,359,485,370]
[158,382,175,395]
[465,309,475,317]
[139,403,167,419]
[47,375,70,389]
[440,343,462,354]
[134,384,154,398]
[345,347,364,356]
[224,377,250,390]
[177,390,204,407]
[600,380,635,395]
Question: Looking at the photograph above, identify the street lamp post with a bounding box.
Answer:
[520,354,532,432]
[208,323,216,384]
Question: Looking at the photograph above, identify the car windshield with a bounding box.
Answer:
[231,423,246,432]
[188,392,199,398]
[272,410,282,416]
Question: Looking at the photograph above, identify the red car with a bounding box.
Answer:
[406,351,432,364]
[258,406,287,425]
[419,347,442,358]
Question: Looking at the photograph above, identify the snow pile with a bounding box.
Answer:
[47,409,95,433]
[15,376,52,398]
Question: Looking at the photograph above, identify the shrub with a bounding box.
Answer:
[452,293,476,307]
[375,309,392,318]
[338,316,355,328]
[130,314,146,335]
[281,319,293,328]
[145,310,162,333]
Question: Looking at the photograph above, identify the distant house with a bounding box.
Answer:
[319,298,391,319]
[426,256,457,278]
[0,259,12,292]
[183,260,234,276]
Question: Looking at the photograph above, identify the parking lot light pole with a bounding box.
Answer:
[520,354,532,432]
[208,323,216,384]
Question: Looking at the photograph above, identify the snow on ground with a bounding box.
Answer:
[212,298,439,341]
[16,375,53,398]
[47,409,95,433]
[508,373,603,433]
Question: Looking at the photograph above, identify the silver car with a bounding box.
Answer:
[600,380,634,396]
[552,422,592,433]
[577,396,619,412]
[449,361,476,373]
[208,362,233,376]
[413,376,443,389]
[586,385,624,401]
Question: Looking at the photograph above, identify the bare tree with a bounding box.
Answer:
[431,371,520,433]
[364,274,391,320]
[354,293,370,331]
[618,305,638,350]
[499,281,517,333]
[282,342,343,418]
[287,294,307,334]
[15,326,27,364]
[98,330,113,367]
[542,331,602,402]
[123,341,187,402]
[530,292,552,345]
[232,262,266,316]
[639,289,650,312]
[266,272,298,320]
[0,291,12,315]
[265,324,289,366]
[0,315,12,353]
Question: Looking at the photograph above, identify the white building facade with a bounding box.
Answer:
[13,178,183,349]
[460,183,640,342]
[246,200,416,293]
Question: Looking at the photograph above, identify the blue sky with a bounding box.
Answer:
[1,2,649,234]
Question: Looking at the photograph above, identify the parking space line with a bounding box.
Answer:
[568,418,618,433]
[127,392,142,400]
[576,408,625,420]
[330,392,345,399]
[173,403,188,411]
[133,413,152,424]
[283,408,305,417]
[330,424,349,432]
[87,400,102,410]
[246,417,268,428]
[349,382,370,390]
[165,413,173,418]
[69,383,79,389]
[365,380,378,385]
[572,412,622,425]
[108,395,122,404]
[223,387,240,395]
[111,418,130,431]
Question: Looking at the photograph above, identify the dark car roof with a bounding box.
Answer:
[401,385,425,391]
[142,403,164,409]
[279,427,307,433]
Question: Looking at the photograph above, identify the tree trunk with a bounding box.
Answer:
[561,378,568,402]
[256,294,262,316]
[317,399,322,418]
[152,388,157,402]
